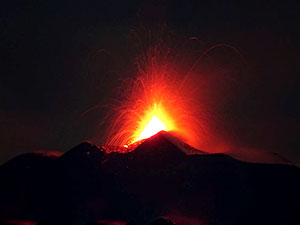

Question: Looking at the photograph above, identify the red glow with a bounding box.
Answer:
[137,116,167,141]
[102,33,237,153]
[104,43,209,150]
[92,30,289,163]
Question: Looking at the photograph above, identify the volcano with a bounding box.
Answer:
[0,132,299,225]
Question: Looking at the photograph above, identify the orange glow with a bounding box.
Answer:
[104,54,202,149]
[133,102,174,142]
[103,38,221,152]
[137,116,167,141]
[120,100,176,147]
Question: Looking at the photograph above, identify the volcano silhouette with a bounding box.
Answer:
[0,131,299,225]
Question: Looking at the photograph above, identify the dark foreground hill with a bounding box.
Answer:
[0,132,299,225]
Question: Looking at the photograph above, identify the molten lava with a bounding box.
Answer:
[104,43,204,150]
[133,100,176,142]
[103,36,221,152]
[136,116,166,141]
[123,101,175,147]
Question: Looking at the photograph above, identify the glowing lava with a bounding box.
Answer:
[103,44,201,149]
[127,101,176,146]
[103,37,218,151]
[136,116,166,141]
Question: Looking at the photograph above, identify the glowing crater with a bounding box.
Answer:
[136,116,167,141]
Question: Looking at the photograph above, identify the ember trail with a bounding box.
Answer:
[103,40,209,151]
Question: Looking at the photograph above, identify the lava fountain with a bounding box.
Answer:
[136,116,167,141]
[100,29,242,153]
[102,37,218,151]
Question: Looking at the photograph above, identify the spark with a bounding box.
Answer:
[101,32,232,152]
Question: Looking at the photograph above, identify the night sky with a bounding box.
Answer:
[1,0,299,164]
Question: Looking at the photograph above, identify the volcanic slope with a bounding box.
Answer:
[0,131,299,225]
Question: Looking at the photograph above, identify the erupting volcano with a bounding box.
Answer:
[103,36,219,153]
[1,0,300,223]
[1,36,299,225]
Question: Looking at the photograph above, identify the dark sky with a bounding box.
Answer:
[0,0,299,164]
